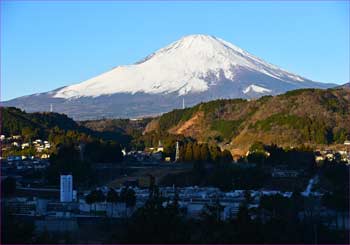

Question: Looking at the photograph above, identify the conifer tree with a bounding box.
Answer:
[221,149,233,163]
[193,143,201,162]
[184,142,193,161]
[200,143,210,162]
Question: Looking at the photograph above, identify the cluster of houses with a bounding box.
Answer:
[0,134,51,160]
[124,150,164,162]
[124,141,170,163]
[315,145,350,165]
[3,174,349,234]
[32,139,51,153]
[4,185,294,219]
[2,158,50,173]
[5,177,326,220]
[1,135,51,185]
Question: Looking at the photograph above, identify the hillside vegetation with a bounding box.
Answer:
[1,107,131,146]
[144,88,350,152]
[1,107,81,137]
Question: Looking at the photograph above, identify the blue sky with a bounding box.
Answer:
[1,1,349,101]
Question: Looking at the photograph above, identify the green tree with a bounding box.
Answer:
[106,188,119,216]
[209,145,222,163]
[95,189,106,203]
[120,187,136,216]
[249,141,265,152]
[200,144,210,162]
[47,143,92,186]
[121,190,189,243]
[85,192,94,213]
[243,190,253,205]
[184,142,193,162]
[247,152,266,165]
[86,189,105,215]
[221,149,233,163]
[236,203,251,227]
[21,127,38,142]
[193,143,201,162]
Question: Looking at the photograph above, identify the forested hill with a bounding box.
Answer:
[144,88,350,152]
[0,107,132,145]
[1,107,81,136]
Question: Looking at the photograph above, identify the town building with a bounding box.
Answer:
[60,174,73,202]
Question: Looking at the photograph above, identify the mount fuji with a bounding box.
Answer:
[3,34,335,120]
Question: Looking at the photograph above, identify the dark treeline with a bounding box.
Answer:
[160,163,267,191]
[47,141,124,186]
[161,142,317,191]
[241,142,316,169]
[84,187,136,215]
[179,141,233,164]
[136,131,234,163]
[320,161,350,221]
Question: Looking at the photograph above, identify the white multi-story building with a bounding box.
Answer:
[60,174,73,202]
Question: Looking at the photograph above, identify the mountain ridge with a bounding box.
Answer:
[143,88,350,153]
[3,34,335,119]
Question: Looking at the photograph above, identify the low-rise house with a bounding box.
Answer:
[156,140,164,152]
[338,150,347,155]
[272,168,299,178]
[326,153,334,161]
[315,155,325,162]
[41,154,50,159]
[21,143,30,149]
[37,146,44,152]
[157,146,164,152]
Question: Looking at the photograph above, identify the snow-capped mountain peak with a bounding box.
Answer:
[5,34,334,119]
[54,34,308,99]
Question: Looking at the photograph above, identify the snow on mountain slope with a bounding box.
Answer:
[243,84,272,94]
[54,34,308,99]
[4,34,336,119]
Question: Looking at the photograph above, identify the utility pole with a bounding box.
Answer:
[175,141,180,162]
